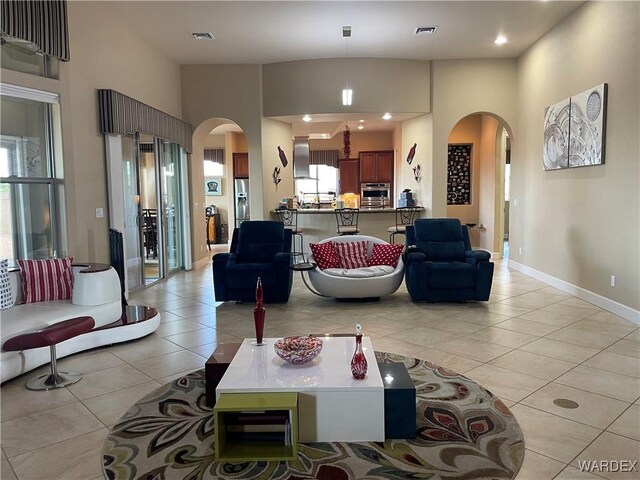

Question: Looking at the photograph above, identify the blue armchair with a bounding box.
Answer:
[213,221,293,303]
[404,218,494,302]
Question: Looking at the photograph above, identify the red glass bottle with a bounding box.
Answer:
[253,277,266,345]
[351,323,367,379]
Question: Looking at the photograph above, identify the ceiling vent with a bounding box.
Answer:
[191,32,214,40]
[342,26,351,38]
[415,26,438,35]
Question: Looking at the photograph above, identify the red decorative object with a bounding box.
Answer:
[343,126,351,159]
[368,243,404,268]
[309,242,339,270]
[253,277,266,345]
[351,323,367,379]
[406,143,417,164]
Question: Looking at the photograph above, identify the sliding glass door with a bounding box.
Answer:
[158,139,184,274]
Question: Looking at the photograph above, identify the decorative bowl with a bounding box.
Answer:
[274,336,323,364]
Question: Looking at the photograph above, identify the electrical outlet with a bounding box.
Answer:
[95,208,104,218]
[200,244,204,252]
[512,199,518,207]
[518,247,522,255]
[610,275,616,287]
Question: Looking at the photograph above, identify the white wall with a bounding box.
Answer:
[513,1,639,311]
[400,115,432,215]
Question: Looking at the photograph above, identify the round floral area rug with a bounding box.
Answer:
[103,352,525,480]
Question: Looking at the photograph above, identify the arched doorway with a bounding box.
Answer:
[445,113,513,259]
[191,118,247,261]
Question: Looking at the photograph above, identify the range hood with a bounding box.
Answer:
[293,136,311,178]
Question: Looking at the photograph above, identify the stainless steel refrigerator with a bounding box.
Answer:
[234,178,250,225]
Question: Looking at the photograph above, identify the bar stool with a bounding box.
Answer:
[3,316,95,390]
[388,207,419,245]
[335,208,360,235]
[275,208,305,261]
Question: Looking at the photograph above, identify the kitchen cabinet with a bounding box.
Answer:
[359,151,394,183]
[233,153,249,178]
[339,158,359,194]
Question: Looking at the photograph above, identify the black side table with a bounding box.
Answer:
[289,262,326,296]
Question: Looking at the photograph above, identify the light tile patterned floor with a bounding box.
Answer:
[1,257,638,480]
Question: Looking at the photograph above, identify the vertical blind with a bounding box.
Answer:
[309,150,339,168]
[204,148,224,164]
[0,0,70,61]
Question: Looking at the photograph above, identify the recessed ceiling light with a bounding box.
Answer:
[382,113,392,120]
[494,35,507,45]
[191,32,214,40]
[357,125,364,130]
[358,119,365,123]
[415,26,438,35]
[302,115,312,122]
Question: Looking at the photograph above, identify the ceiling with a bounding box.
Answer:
[103,1,584,136]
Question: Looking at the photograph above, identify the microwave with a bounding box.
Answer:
[361,183,391,208]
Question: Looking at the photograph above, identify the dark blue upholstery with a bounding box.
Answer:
[212,221,293,303]
[404,218,494,302]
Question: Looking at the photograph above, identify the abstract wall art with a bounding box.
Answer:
[569,83,607,168]
[543,98,571,170]
[543,83,607,171]
[447,144,472,205]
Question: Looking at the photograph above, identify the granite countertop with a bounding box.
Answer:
[273,207,424,214]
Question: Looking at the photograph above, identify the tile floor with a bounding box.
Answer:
[1,257,638,479]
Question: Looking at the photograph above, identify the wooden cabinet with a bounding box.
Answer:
[339,158,359,194]
[233,152,249,178]
[359,151,394,183]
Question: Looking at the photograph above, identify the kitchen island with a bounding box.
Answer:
[270,207,425,251]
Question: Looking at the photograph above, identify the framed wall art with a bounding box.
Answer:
[447,144,472,205]
[205,177,222,196]
[543,83,607,170]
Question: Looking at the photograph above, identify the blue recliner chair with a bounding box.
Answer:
[213,221,293,303]
[404,218,494,302]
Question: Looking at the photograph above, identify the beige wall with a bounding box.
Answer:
[431,59,518,222]
[263,59,430,116]
[514,1,639,310]
[2,2,183,263]
[477,115,499,253]
[261,118,294,216]
[309,131,394,158]
[400,115,433,214]
[181,64,265,264]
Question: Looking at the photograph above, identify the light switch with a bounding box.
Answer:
[96,208,104,218]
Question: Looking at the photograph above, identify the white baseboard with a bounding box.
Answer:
[508,260,640,325]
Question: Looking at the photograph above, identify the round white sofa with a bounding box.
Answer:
[307,235,405,299]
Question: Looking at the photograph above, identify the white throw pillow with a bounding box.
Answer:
[0,259,14,310]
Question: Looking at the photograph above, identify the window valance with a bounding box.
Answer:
[98,89,193,153]
[310,150,339,168]
[0,0,70,61]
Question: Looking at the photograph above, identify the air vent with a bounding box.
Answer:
[191,32,214,40]
[415,26,438,35]
[342,26,351,38]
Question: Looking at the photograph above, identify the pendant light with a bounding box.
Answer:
[341,26,352,106]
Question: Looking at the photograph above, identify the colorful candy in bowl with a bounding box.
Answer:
[274,336,323,364]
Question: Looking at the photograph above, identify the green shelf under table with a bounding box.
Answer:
[214,392,298,462]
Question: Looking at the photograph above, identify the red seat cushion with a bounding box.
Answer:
[334,241,369,269]
[16,257,74,304]
[369,243,404,268]
[309,242,339,270]
[3,316,95,351]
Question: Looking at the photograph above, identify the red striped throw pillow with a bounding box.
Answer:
[16,257,74,304]
[334,241,369,269]
[309,242,339,270]
[369,243,404,268]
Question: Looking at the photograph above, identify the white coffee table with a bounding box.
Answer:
[216,336,385,443]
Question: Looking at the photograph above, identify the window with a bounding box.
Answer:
[295,165,337,205]
[204,160,223,177]
[0,86,65,263]
[0,37,59,78]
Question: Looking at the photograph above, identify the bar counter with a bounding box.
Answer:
[270,207,425,251]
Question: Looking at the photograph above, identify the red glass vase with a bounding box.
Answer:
[253,277,266,345]
[351,324,367,380]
